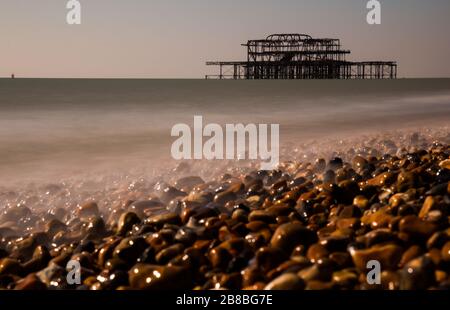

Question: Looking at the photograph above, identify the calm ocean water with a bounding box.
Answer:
[0,78,449,185]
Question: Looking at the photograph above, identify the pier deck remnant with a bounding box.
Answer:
[206,34,397,79]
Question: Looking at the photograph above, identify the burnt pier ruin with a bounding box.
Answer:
[206,34,397,79]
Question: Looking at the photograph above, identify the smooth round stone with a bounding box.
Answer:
[0,205,32,224]
[245,221,268,232]
[155,243,184,265]
[435,270,447,283]
[175,176,204,190]
[266,204,293,217]
[399,245,423,267]
[388,193,410,208]
[332,269,358,288]
[442,241,450,262]
[36,263,66,287]
[49,248,73,268]
[427,231,449,250]
[426,248,442,266]
[113,237,148,265]
[128,200,165,218]
[366,172,396,187]
[208,246,232,270]
[349,244,403,271]
[145,212,181,229]
[361,209,393,229]
[329,252,352,269]
[14,274,46,290]
[298,263,332,282]
[210,272,241,290]
[117,212,140,236]
[98,239,121,268]
[337,205,361,219]
[83,216,107,238]
[439,159,450,170]
[76,202,100,218]
[22,245,51,274]
[400,256,435,290]
[314,158,326,173]
[264,273,305,290]
[231,209,248,223]
[159,186,187,204]
[419,196,436,219]
[255,247,288,273]
[319,235,350,253]
[399,215,438,239]
[9,235,40,262]
[268,258,311,279]
[105,258,128,271]
[306,244,329,263]
[94,270,129,290]
[336,218,360,230]
[426,183,448,195]
[305,280,336,290]
[241,267,265,287]
[0,258,23,276]
[45,219,67,236]
[270,222,317,254]
[248,210,276,223]
[128,264,193,290]
[353,195,369,209]
[363,229,396,247]
[322,170,336,184]
[213,191,237,206]
[352,156,368,171]
[174,227,197,245]
[380,270,400,290]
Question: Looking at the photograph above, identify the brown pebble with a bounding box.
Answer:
[438,159,450,170]
[363,229,396,247]
[264,273,305,290]
[349,244,403,271]
[117,212,140,236]
[419,196,436,219]
[306,244,329,263]
[332,269,358,288]
[400,245,423,267]
[248,210,276,223]
[270,222,317,254]
[77,201,99,218]
[298,263,332,282]
[14,274,46,290]
[353,195,369,209]
[0,258,23,276]
[128,264,193,290]
[400,256,435,290]
[214,191,237,206]
[155,243,184,265]
[255,247,288,273]
[361,208,393,229]
[399,215,438,239]
[305,280,336,290]
[380,270,400,290]
[336,218,360,230]
[145,212,181,229]
[442,241,450,262]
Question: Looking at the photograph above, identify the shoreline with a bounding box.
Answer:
[0,130,449,290]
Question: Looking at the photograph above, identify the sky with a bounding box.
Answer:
[0,0,449,78]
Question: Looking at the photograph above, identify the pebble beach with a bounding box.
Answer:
[1,129,449,290]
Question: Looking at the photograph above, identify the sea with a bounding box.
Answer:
[0,78,449,208]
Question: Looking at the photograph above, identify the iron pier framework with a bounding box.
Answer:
[206,34,397,79]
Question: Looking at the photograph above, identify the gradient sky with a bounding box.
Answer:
[1,0,449,78]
